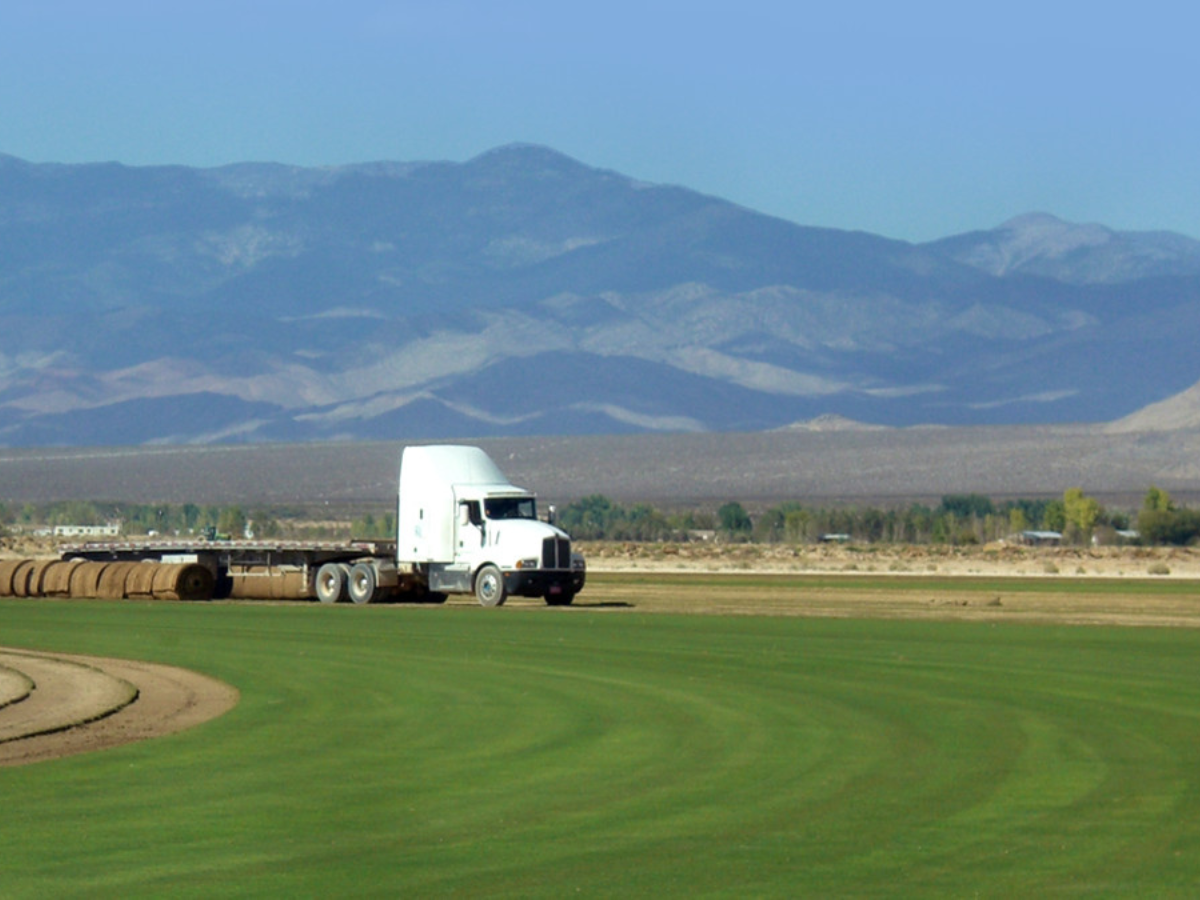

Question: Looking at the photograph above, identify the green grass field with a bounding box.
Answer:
[3,588,1200,897]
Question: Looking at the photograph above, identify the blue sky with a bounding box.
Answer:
[2,0,1197,241]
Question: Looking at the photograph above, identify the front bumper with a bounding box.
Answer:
[505,565,586,599]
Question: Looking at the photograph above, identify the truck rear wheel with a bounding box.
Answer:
[347,562,378,605]
[315,562,349,604]
[474,564,507,607]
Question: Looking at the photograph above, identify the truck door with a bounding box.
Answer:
[458,499,485,551]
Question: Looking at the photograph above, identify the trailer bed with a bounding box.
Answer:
[62,539,397,570]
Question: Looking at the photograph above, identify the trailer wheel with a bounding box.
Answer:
[474,564,507,607]
[347,562,378,605]
[315,562,349,604]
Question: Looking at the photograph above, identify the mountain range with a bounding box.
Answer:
[2,143,1199,446]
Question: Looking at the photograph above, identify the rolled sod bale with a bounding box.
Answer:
[96,562,137,600]
[9,561,37,598]
[125,563,160,599]
[42,560,84,597]
[68,562,110,599]
[225,566,266,599]
[223,566,305,600]
[271,569,308,600]
[0,560,25,597]
[23,560,57,597]
[178,564,216,601]
[150,563,183,600]
[40,560,70,596]
[152,563,215,601]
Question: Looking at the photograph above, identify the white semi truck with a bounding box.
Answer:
[57,445,585,606]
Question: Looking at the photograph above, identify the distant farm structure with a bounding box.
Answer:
[1015,530,1063,546]
[51,524,121,539]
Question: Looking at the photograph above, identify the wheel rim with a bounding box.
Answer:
[477,568,503,606]
[480,573,498,603]
[318,572,335,601]
[316,564,344,603]
[349,565,375,604]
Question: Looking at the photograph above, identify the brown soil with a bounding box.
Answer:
[564,576,1200,629]
[574,543,1200,628]
[0,648,239,767]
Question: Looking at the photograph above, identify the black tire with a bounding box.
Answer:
[545,590,575,607]
[315,562,349,604]
[474,564,507,607]
[347,562,377,605]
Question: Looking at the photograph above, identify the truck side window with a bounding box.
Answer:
[462,501,483,527]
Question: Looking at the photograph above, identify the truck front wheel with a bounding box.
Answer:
[474,565,507,607]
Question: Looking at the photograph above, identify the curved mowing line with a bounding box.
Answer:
[0,652,139,745]
[318,617,1200,896]
[0,664,35,710]
[2,607,1199,897]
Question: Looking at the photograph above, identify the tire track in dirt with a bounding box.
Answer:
[0,652,137,744]
[0,664,34,709]
[0,648,239,767]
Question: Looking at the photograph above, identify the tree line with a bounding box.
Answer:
[557,487,1200,547]
[3,486,1199,546]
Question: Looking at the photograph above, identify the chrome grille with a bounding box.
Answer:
[542,537,571,569]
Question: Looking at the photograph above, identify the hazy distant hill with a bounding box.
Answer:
[1108,380,1200,433]
[2,145,1199,445]
[926,212,1200,284]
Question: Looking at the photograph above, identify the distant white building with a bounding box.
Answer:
[819,533,852,543]
[53,523,121,538]
[1016,530,1062,546]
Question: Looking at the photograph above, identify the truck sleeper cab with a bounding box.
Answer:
[396,445,585,606]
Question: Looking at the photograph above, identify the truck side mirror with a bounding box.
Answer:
[547,505,557,526]
[460,501,483,527]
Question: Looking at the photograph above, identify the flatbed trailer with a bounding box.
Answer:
[60,538,407,602]
[62,538,397,571]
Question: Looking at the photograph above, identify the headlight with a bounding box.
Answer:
[516,558,539,570]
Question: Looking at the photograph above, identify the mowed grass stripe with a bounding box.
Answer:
[1,600,1199,896]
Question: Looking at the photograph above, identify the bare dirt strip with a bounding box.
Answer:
[0,648,239,767]
[0,664,34,708]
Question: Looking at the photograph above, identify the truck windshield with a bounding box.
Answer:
[484,497,537,520]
